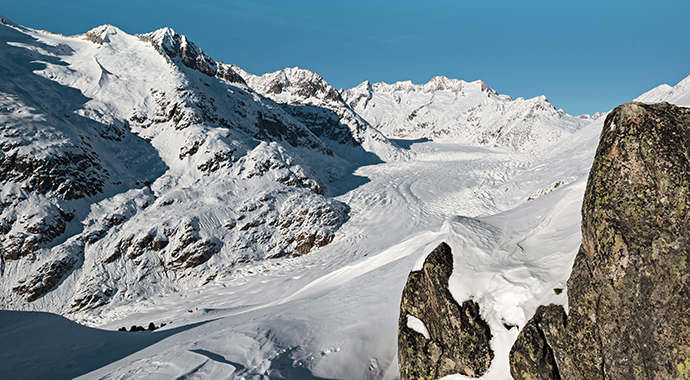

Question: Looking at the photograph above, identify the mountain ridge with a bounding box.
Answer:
[3,15,690,380]
[341,76,593,153]
[232,65,407,164]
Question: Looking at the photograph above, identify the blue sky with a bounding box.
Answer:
[3,0,689,115]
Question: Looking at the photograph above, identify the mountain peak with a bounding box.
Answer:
[421,75,467,93]
[83,24,124,45]
[272,67,329,88]
[240,66,341,104]
[363,77,498,96]
[0,13,19,27]
[136,27,245,84]
[341,75,588,153]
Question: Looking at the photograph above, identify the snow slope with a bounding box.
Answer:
[636,73,690,106]
[341,77,592,154]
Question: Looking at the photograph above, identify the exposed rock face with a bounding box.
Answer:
[13,252,80,302]
[136,27,246,84]
[398,242,493,379]
[510,102,690,379]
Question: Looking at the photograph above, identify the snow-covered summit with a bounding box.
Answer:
[137,26,246,85]
[365,76,500,97]
[236,66,341,105]
[342,77,590,154]
[235,66,407,163]
[635,74,690,107]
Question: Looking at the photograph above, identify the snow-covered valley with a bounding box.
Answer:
[1,13,690,380]
[2,137,598,380]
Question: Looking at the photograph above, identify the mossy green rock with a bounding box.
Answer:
[398,242,493,379]
[510,102,690,379]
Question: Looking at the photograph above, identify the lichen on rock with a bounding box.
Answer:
[510,102,690,379]
[398,242,493,379]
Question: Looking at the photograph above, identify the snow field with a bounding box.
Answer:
[80,138,597,380]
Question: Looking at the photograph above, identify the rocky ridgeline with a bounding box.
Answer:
[234,66,404,164]
[341,77,592,154]
[134,26,246,85]
[510,102,690,379]
[398,242,493,379]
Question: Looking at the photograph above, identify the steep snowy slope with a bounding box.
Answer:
[234,66,406,164]
[341,77,592,153]
[0,20,385,321]
[636,73,690,106]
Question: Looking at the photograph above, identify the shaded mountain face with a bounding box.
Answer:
[510,102,690,379]
[341,77,592,154]
[233,66,406,164]
[0,23,367,321]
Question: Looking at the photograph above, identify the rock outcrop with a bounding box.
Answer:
[398,242,493,379]
[510,102,690,379]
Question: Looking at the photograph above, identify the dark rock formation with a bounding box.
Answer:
[12,253,80,301]
[137,28,246,85]
[0,148,106,200]
[398,242,493,379]
[510,102,690,379]
[2,205,74,261]
[509,304,564,380]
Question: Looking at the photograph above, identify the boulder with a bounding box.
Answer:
[510,102,690,379]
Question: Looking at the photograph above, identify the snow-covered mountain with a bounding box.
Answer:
[0,19,389,321]
[635,74,690,106]
[341,77,593,153]
[3,12,690,380]
[233,66,406,164]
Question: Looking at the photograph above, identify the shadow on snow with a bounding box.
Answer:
[0,310,212,380]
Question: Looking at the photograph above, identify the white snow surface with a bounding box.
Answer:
[635,73,690,107]
[340,77,594,154]
[406,315,431,340]
[1,17,688,380]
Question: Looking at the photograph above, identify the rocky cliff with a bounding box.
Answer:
[398,242,493,379]
[510,102,690,379]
